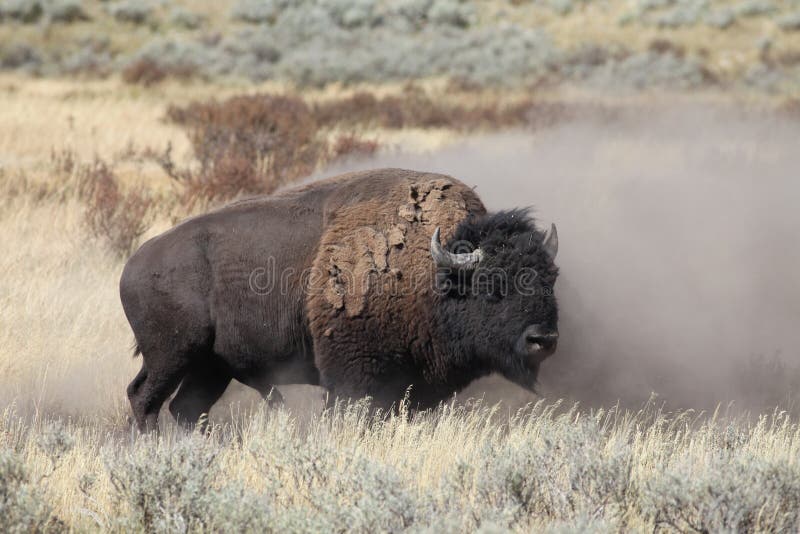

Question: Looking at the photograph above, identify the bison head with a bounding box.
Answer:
[431,209,559,392]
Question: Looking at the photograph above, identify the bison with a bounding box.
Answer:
[120,168,559,430]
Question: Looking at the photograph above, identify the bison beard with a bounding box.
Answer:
[120,169,559,431]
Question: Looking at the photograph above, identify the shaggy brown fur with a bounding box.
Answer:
[305,170,486,406]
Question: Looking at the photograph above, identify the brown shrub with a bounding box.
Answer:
[312,88,536,131]
[775,50,800,67]
[122,59,198,86]
[122,59,167,86]
[163,89,563,208]
[331,133,379,159]
[81,160,153,257]
[779,98,800,118]
[165,94,331,206]
[312,91,401,128]
[648,39,686,58]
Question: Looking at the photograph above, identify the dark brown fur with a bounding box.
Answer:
[120,168,557,430]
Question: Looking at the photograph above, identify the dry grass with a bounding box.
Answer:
[0,196,137,420]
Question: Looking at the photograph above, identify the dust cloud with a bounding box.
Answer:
[319,103,800,413]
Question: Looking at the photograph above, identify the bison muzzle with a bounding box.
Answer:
[120,168,559,431]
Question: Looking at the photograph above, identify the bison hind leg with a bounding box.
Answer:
[126,366,148,427]
[169,358,232,428]
[127,348,194,433]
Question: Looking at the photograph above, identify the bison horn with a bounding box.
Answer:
[543,223,558,259]
[430,227,483,269]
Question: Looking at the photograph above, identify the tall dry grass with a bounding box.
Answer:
[0,195,137,420]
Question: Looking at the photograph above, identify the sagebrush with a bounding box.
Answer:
[2,401,799,532]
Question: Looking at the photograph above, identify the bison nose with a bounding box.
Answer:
[516,324,559,360]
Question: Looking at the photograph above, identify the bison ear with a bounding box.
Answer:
[543,223,558,259]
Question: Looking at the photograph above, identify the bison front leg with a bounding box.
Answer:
[318,361,413,415]
[169,359,232,428]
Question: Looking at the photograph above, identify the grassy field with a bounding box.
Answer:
[2,71,800,531]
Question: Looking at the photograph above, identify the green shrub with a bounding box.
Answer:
[0,0,43,22]
[108,0,151,25]
[0,43,41,70]
[428,0,474,27]
[778,12,800,31]
[735,0,776,17]
[106,437,274,532]
[643,454,800,531]
[549,0,574,16]
[0,449,52,533]
[705,9,735,29]
[47,0,89,23]
[230,0,288,24]
[168,6,202,29]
